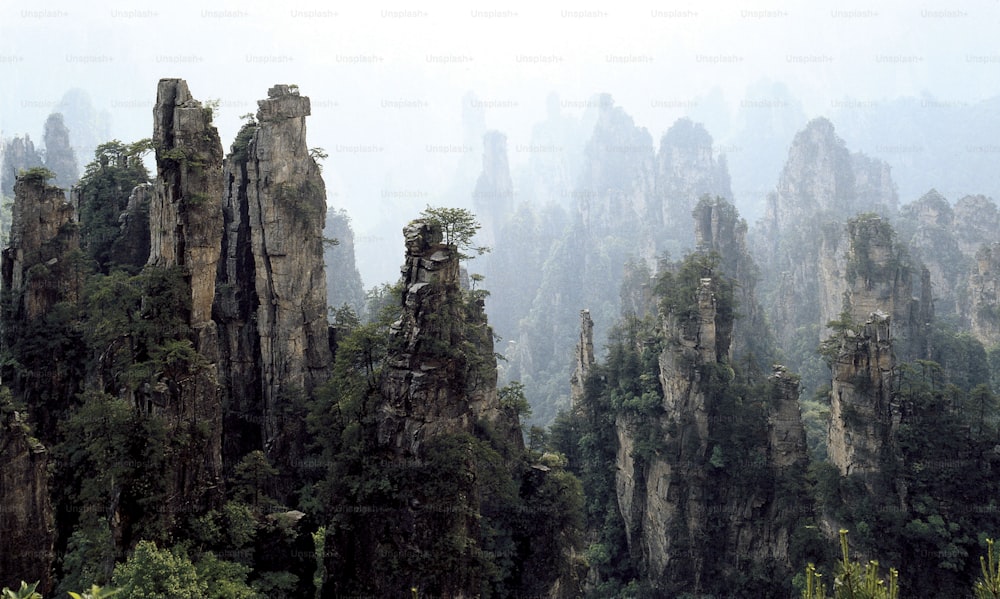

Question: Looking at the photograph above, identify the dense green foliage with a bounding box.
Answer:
[300,277,584,597]
[76,140,151,272]
[813,321,1000,598]
[552,252,818,597]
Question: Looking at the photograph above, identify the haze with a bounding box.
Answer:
[2,0,998,286]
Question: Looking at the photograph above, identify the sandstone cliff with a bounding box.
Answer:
[0,171,82,443]
[0,162,77,596]
[2,172,79,320]
[42,113,79,190]
[472,130,514,246]
[1,136,44,196]
[754,117,900,355]
[378,220,514,455]
[970,243,1000,348]
[827,313,897,477]
[693,196,774,367]
[895,190,1000,342]
[569,309,595,407]
[216,84,333,467]
[841,214,927,356]
[615,270,808,594]
[147,77,225,517]
[0,406,55,594]
[656,118,732,253]
[505,102,734,426]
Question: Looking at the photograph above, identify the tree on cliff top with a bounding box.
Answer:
[419,205,491,261]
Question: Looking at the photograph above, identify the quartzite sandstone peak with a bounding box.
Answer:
[472,130,514,246]
[379,220,515,456]
[614,269,808,594]
[216,84,332,465]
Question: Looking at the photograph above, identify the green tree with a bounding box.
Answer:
[76,139,152,272]
[801,530,899,599]
[17,166,56,186]
[976,538,1000,599]
[418,205,490,260]
[111,541,206,599]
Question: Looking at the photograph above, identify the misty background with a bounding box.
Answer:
[2,0,999,287]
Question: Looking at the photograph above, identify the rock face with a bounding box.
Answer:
[110,183,152,269]
[2,174,79,320]
[693,196,774,366]
[323,207,365,317]
[827,313,897,479]
[656,118,732,252]
[42,113,79,190]
[0,166,77,597]
[569,309,595,406]
[505,101,735,425]
[0,408,56,595]
[216,84,332,466]
[148,77,226,518]
[970,243,1000,347]
[150,78,225,328]
[615,273,808,594]
[895,190,1000,341]
[954,194,1000,257]
[472,130,514,245]
[841,214,927,357]
[754,118,900,351]
[0,173,82,443]
[0,136,44,196]
[378,220,512,455]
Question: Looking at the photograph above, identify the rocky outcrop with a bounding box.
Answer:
[150,78,224,327]
[615,272,808,594]
[323,207,365,317]
[576,95,655,246]
[656,118,732,252]
[693,196,775,366]
[841,214,928,359]
[0,136,44,197]
[850,151,898,217]
[147,77,225,517]
[827,313,897,479]
[378,220,512,455]
[954,194,1000,257]
[0,407,55,595]
[0,171,75,596]
[0,172,82,445]
[754,118,900,352]
[42,113,79,190]
[768,365,808,468]
[472,130,514,245]
[2,173,79,320]
[569,309,595,406]
[216,84,332,466]
[970,243,1000,348]
[760,118,857,235]
[110,183,152,269]
[896,190,966,322]
[505,101,737,427]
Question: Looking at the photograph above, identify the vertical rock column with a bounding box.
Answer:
[148,77,225,511]
[970,243,1000,348]
[0,173,72,595]
[827,313,897,479]
[569,309,595,407]
[220,85,332,461]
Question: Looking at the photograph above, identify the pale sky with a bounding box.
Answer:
[2,0,999,284]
